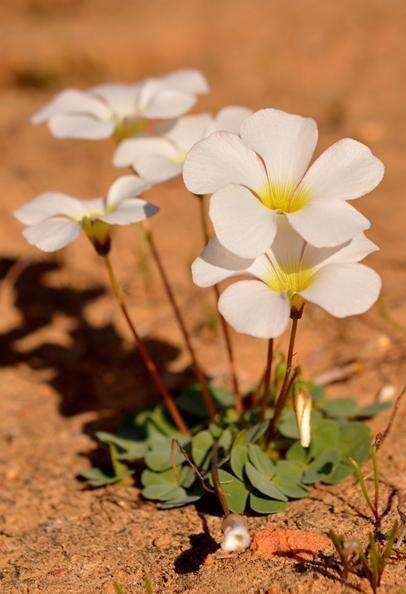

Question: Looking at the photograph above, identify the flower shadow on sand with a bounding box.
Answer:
[0,257,184,436]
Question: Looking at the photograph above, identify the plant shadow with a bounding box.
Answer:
[0,256,189,435]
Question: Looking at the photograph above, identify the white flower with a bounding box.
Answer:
[192,217,381,339]
[183,108,384,255]
[113,106,253,182]
[294,390,312,448]
[221,514,251,552]
[14,176,157,252]
[31,69,209,140]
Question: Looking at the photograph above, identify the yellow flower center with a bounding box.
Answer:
[265,261,315,296]
[114,117,147,142]
[259,182,309,213]
[171,151,187,164]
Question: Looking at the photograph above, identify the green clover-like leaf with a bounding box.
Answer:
[215,469,249,514]
[247,444,275,476]
[249,493,287,514]
[230,444,248,480]
[245,462,287,501]
[192,430,213,466]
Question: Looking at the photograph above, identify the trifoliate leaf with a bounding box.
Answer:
[338,420,371,463]
[142,484,186,501]
[191,430,213,466]
[180,465,195,488]
[249,494,287,514]
[247,444,275,476]
[145,441,184,471]
[355,401,391,419]
[216,469,249,514]
[310,418,340,459]
[80,467,132,487]
[321,398,358,418]
[286,442,308,466]
[245,462,287,501]
[96,431,148,459]
[275,460,303,483]
[303,449,339,484]
[245,421,269,443]
[230,444,248,480]
[278,409,300,439]
[322,461,354,485]
[218,428,233,452]
[157,494,202,509]
[141,468,178,487]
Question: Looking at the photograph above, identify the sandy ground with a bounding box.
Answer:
[0,1,405,592]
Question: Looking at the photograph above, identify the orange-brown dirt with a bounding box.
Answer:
[0,1,405,593]
[252,526,332,560]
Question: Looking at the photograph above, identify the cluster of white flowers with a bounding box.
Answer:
[185,108,384,338]
[15,67,384,451]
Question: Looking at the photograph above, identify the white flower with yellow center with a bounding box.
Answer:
[192,217,381,338]
[183,108,384,255]
[31,69,209,140]
[113,106,252,182]
[14,176,157,252]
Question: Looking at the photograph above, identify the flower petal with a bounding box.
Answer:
[159,68,209,94]
[183,132,268,195]
[49,114,114,139]
[210,184,277,258]
[14,193,84,225]
[31,89,111,124]
[299,138,384,202]
[166,114,213,151]
[101,199,159,225]
[90,83,139,116]
[209,106,253,135]
[113,137,176,167]
[268,215,306,269]
[218,280,290,338]
[138,79,196,119]
[300,263,381,317]
[288,200,370,247]
[304,233,379,270]
[240,108,318,187]
[106,175,152,209]
[192,236,255,287]
[23,217,81,252]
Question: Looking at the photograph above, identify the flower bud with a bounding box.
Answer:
[221,514,251,552]
[293,389,312,448]
[82,218,111,255]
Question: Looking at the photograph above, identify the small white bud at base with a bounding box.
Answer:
[377,384,396,402]
[294,390,312,448]
[221,514,251,553]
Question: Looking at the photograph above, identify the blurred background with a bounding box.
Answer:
[0,0,405,414]
[0,1,405,590]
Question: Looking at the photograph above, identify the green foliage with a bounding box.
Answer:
[81,381,390,514]
[329,444,400,594]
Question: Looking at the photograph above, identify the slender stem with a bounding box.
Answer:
[196,194,242,412]
[371,446,380,530]
[259,339,274,420]
[265,313,301,444]
[103,254,190,436]
[250,368,266,409]
[143,225,217,421]
[211,440,229,517]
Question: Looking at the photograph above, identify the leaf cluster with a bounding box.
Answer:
[81,382,389,515]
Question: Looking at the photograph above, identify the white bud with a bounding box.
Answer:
[377,384,396,402]
[221,514,251,552]
[294,390,312,448]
